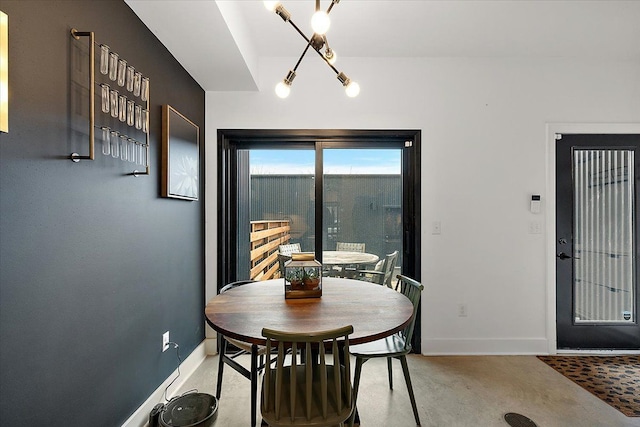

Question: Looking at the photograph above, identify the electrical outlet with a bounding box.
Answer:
[458,304,468,317]
[528,221,542,234]
[432,221,441,235]
[162,331,170,352]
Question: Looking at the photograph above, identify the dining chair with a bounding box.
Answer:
[336,242,366,253]
[348,274,423,427]
[216,280,269,427]
[354,250,399,288]
[261,325,355,427]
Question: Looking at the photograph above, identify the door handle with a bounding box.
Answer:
[557,252,579,260]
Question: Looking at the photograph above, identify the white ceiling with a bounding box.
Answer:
[126,0,640,91]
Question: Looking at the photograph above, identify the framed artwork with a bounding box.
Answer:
[162,105,199,200]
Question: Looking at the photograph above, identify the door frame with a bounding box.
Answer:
[545,123,640,354]
[217,129,422,350]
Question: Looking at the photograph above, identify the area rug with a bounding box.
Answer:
[537,355,640,417]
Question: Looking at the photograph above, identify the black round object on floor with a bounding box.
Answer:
[504,412,537,427]
[159,393,218,427]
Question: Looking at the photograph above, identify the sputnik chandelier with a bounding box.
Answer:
[264,0,360,98]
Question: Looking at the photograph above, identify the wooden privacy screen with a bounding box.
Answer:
[250,220,290,280]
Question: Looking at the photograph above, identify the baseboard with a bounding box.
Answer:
[205,337,217,355]
[121,341,207,427]
[421,338,549,355]
[556,349,640,355]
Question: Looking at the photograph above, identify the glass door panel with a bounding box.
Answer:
[322,148,402,283]
[240,149,315,281]
[573,149,635,323]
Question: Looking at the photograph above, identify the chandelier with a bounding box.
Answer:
[264,0,360,98]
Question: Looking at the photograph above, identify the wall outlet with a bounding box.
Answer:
[432,221,442,235]
[162,331,170,352]
[528,221,542,234]
[458,303,468,317]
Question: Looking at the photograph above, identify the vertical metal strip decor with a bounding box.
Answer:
[573,149,635,323]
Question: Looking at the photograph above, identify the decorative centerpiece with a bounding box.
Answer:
[284,252,322,299]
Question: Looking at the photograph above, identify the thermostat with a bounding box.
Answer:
[530,195,541,213]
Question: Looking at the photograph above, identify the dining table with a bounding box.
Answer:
[321,250,379,267]
[205,277,414,426]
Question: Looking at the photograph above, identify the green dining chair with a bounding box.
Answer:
[261,325,355,427]
[216,280,269,427]
[348,274,423,426]
[354,250,399,288]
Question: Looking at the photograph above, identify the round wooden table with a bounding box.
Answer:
[322,250,379,266]
[205,277,412,346]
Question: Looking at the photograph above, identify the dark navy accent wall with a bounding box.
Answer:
[0,1,205,425]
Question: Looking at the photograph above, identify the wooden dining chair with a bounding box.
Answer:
[261,325,355,427]
[354,250,399,288]
[348,275,423,427]
[216,280,269,427]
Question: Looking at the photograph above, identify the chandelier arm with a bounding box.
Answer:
[311,46,339,74]
[293,43,313,72]
[326,0,339,15]
[288,19,312,44]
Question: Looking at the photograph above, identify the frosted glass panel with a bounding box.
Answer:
[573,149,635,323]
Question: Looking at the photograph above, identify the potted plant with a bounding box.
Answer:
[303,267,320,290]
[286,268,304,290]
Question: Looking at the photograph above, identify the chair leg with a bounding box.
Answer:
[348,357,365,427]
[387,357,393,390]
[250,344,258,427]
[216,335,227,398]
[399,355,421,426]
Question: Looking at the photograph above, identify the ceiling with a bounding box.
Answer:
[126,0,640,91]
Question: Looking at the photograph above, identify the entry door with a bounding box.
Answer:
[556,134,640,349]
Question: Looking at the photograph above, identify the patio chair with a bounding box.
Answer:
[216,280,270,427]
[336,242,366,253]
[354,250,399,289]
[279,243,302,256]
[348,274,424,427]
[261,325,355,427]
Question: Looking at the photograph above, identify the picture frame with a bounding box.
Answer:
[162,105,199,200]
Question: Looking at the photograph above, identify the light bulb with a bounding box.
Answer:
[275,81,291,98]
[311,11,330,34]
[324,49,337,65]
[345,81,360,97]
[264,1,280,12]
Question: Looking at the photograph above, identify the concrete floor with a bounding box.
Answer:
[171,355,640,427]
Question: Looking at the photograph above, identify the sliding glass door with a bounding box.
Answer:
[218,130,421,347]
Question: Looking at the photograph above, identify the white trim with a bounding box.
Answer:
[556,349,640,355]
[545,123,640,355]
[422,338,549,355]
[205,336,218,355]
[121,341,207,427]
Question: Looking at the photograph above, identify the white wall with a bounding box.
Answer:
[205,56,640,355]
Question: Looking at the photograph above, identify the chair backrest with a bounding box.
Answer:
[219,279,256,294]
[279,243,302,256]
[381,250,399,288]
[261,325,354,426]
[395,274,423,352]
[336,242,365,253]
